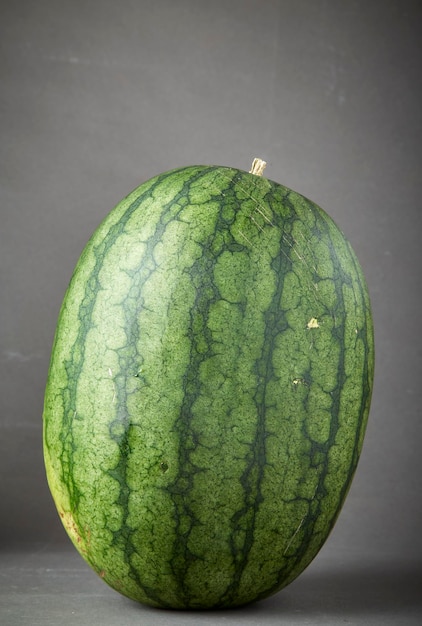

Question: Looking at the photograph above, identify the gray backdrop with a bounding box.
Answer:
[1,1,421,624]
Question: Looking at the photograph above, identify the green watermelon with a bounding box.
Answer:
[43,160,374,609]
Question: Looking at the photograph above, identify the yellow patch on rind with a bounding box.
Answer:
[307,317,320,329]
[59,510,88,555]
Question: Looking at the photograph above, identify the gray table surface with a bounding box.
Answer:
[2,542,421,626]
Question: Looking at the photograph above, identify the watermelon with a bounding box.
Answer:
[43,159,374,609]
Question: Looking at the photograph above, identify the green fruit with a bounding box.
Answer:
[43,160,374,609]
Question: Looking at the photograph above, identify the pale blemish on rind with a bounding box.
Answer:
[307,317,320,329]
[58,510,89,555]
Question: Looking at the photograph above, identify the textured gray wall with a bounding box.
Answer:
[1,0,421,570]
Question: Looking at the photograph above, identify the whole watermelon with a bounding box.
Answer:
[43,160,374,609]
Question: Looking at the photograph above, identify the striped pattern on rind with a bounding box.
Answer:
[43,165,374,609]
